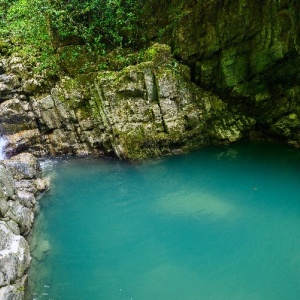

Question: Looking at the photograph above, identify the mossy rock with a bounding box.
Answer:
[271,113,300,137]
[0,39,13,56]
[143,43,172,65]
[116,128,165,159]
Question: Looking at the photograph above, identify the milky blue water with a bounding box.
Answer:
[28,142,300,300]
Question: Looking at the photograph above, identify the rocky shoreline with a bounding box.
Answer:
[0,1,300,298]
[0,41,298,299]
[0,43,255,300]
[0,152,48,300]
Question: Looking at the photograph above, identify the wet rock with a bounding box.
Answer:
[5,130,45,157]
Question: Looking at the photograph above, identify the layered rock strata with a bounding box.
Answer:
[0,4,300,159]
[0,153,47,300]
[143,1,300,145]
[0,44,256,159]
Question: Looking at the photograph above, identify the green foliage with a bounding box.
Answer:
[44,0,144,49]
[0,0,144,74]
[0,0,188,76]
[0,0,58,73]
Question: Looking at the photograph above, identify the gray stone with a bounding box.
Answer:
[0,221,31,287]
[4,153,41,180]
[0,99,37,135]
[0,276,27,300]
[5,200,34,235]
[0,164,15,199]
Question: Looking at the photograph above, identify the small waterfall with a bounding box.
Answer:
[0,136,7,160]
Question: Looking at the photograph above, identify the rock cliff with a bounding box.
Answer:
[0,44,255,159]
[142,0,300,145]
[1,1,300,159]
[0,2,300,299]
[0,153,47,300]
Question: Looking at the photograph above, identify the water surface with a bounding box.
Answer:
[28,142,300,299]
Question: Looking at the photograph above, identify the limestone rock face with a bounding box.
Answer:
[5,130,44,157]
[142,1,300,146]
[0,164,15,217]
[92,46,254,158]
[0,4,300,156]
[0,44,255,159]
[0,276,27,300]
[0,153,47,299]
[0,99,37,135]
[5,200,34,235]
[0,73,21,101]
[0,221,31,288]
[4,153,41,180]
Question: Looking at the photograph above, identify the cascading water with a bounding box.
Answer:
[0,136,7,160]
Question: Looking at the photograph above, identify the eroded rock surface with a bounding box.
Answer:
[142,1,300,146]
[1,2,300,158]
[0,153,47,299]
[0,44,256,159]
[92,47,255,158]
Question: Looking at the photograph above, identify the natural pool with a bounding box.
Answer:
[27,142,300,300]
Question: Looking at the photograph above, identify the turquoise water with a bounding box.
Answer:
[28,142,300,300]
